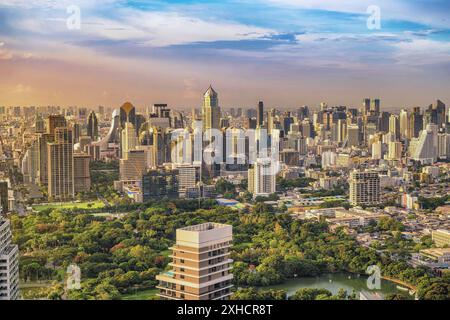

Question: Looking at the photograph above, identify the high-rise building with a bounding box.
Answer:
[248,158,276,197]
[156,222,233,300]
[73,154,91,193]
[120,122,137,159]
[389,114,400,140]
[349,170,381,206]
[35,115,45,133]
[437,133,450,159]
[46,114,67,135]
[257,101,264,127]
[409,107,423,139]
[47,127,74,200]
[347,124,361,147]
[399,109,409,140]
[177,164,201,197]
[120,102,136,132]
[0,217,20,300]
[387,141,402,161]
[412,124,438,164]
[87,111,99,141]
[37,133,54,186]
[202,86,221,131]
[371,99,380,115]
[142,168,178,201]
[0,181,9,214]
[120,149,146,181]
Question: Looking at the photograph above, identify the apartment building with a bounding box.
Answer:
[0,218,19,300]
[156,222,233,300]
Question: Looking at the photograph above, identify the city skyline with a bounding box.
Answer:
[1,0,450,108]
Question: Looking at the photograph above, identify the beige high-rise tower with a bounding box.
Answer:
[156,223,233,300]
[201,86,221,131]
[47,127,74,200]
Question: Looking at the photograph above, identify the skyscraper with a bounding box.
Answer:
[349,170,381,206]
[399,109,409,140]
[202,86,221,131]
[87,111,99,141]
[46,114,67,135]
[73,154,91,193]
[409,107,423,139]
[156,222,233,300]
[248,158,276,197]
[47,127,74,200]
[389,114,400,140]
[412,124,438,164]
[0,217,20,300]
[257,101,264,127]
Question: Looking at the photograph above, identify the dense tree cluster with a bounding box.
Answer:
[10,199,450,300]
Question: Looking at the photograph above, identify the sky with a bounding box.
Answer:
[0,0,449,110]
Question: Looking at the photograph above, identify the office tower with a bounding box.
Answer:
[73,123,81,144]
[248,158,276,197]
[432,229,450,247]
[120,102,136,132]
[347,124,361,147]
[177,164,201,197]
[399,109,409,139]
[437,133,450,160]
[389,114,400,140]
[364,123,377,144]
[35,115,45,133]
[296,106,309,120]
[363,98,371,115]
[301,119,314,138]
[120,122,137,159]
[142,168,178,201]
[433,100,446,129]
[78,107,88,120]
[412,124,438,164]
[0,217,19,300]
[349,170,381,206]
[378,111,390,133]
[73,154,91,193]
[46,114,67,135]
[371,99,380,115]
[387,141,402,161]
[149,104,172,129]
[47,127,74,200]
[37,133,54,185]
[267,108,276,134]
[22,140,39,184]
[257,101,264,127]
[156,222,233,300]
[87,111,99,141]
[202,86,221,131]
[243,117,256,130]
[120,149,146,181]
[0,181,8,213]
[283,112,294,135]
[409,107,423,139]
[372,140,383,160]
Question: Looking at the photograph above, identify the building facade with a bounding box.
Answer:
[156,223,233,300]
[0,218,19,300]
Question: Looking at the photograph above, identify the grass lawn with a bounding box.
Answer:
[33,200,105,212]
[121,288,159,300]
